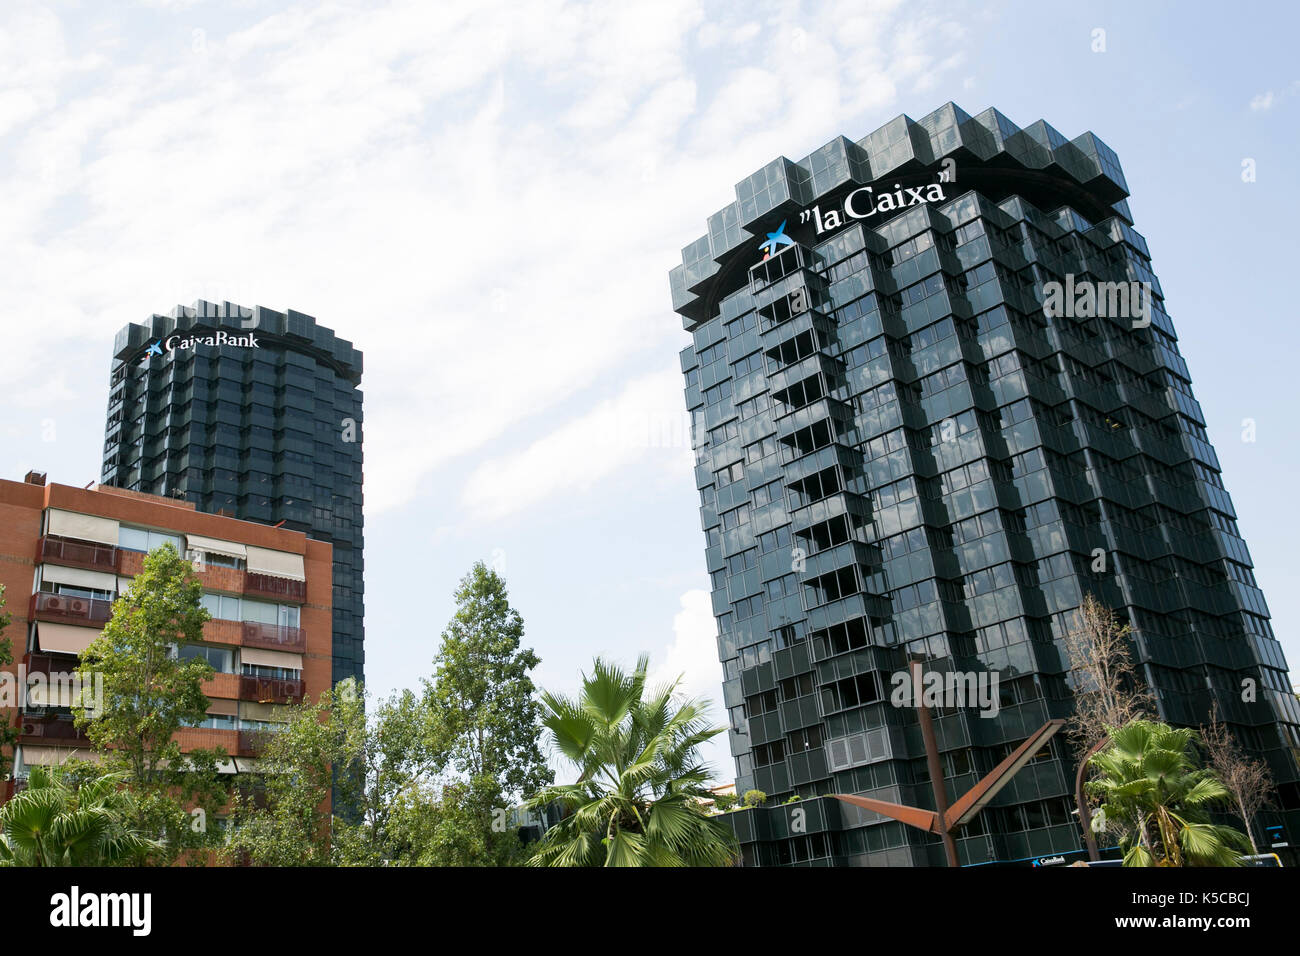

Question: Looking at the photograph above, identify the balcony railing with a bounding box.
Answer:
[234,780,270,811]
[19,711,90,743]
[243,573,307,603]
[238,676,305,705]
[240,621,306,653]
[0,779,28,801]
[22,652,82,681]
[30,591,114,627]
[37,535,118,572]
[236,729,275,757]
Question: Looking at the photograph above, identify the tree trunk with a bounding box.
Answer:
[1076,738,1109,861]
[1237,798,1258,854]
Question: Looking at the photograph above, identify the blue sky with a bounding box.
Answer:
[2,0,1297,781]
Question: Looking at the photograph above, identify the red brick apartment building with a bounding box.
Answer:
[0,471,332,804]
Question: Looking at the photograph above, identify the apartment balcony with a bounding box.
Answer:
[234,779,270,810]
[116,549,145,577]
[236,729,274,757]
[118,552,306,605]
[37,535,118,573]
[173,726,239,756]
[22,652,82,681]
[243,573,306,603]
[203,672,242,699]
[195,565,245,594]
[30,591,114,627]
[240,621,306,653]
[18,710,90,743]
[118,551,242,596]
[239,675,305,704]
[201,619,243,646]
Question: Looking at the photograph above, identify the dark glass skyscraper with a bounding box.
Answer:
[101,300,365,688]
[671,103,1300,866]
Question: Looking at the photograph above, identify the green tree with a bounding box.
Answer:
[0,765,162,866]
[75,543,227,863]
[524,656,738,867]
[346,686,434,864]
[420,561,552,863]
[229,563,555,867]
[711,791,738,812]
[383,776,521,866]
[0,585,15,783]
[228,680,547,867]
[225,681,367,866]
[1087,719,1251,867]
[1061,593,1154,857]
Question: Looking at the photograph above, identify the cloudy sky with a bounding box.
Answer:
[3,0,1298,780]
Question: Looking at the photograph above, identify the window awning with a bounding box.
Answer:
[245,546,305,582]
[40,565,118,592]
[186,534,247,560]
[206,698,238,716]
[35,622,101,655]
[18,745,101,768]
[47,509,119,545]
[168,754,240,774]
[239,701,289,722]
[240,647,303,670]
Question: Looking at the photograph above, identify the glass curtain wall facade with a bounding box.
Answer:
[101,301,365,688]
[670,103,1300,866]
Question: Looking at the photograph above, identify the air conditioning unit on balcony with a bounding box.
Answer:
[68,599,87,615]
[44,596,64,612]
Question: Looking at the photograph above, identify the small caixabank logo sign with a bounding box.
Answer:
[760,220,795,260]
[139,329,260,365]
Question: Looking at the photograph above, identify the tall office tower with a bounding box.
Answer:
[670,103,1299,866]
[101,301,364,689]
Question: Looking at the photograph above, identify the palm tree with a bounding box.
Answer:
[1086,720,1251,867]
[523,656,738,867]
[0,765,162,866]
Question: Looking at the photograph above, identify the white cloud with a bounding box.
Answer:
[697,18,761,50]
[1249,80,1300,112]
[691,66,785,147]
[0,0,968,525]
[651,588,724,706]
[458,364,692,522]
[0,6,70,137]
[651,588,730,782]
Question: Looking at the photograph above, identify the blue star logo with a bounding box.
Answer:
[138,340,163,366]
[762,220,795,259]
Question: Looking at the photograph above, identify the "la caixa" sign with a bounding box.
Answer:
[797,177,950,237]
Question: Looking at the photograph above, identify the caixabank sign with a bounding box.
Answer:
[139,328,260,363]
